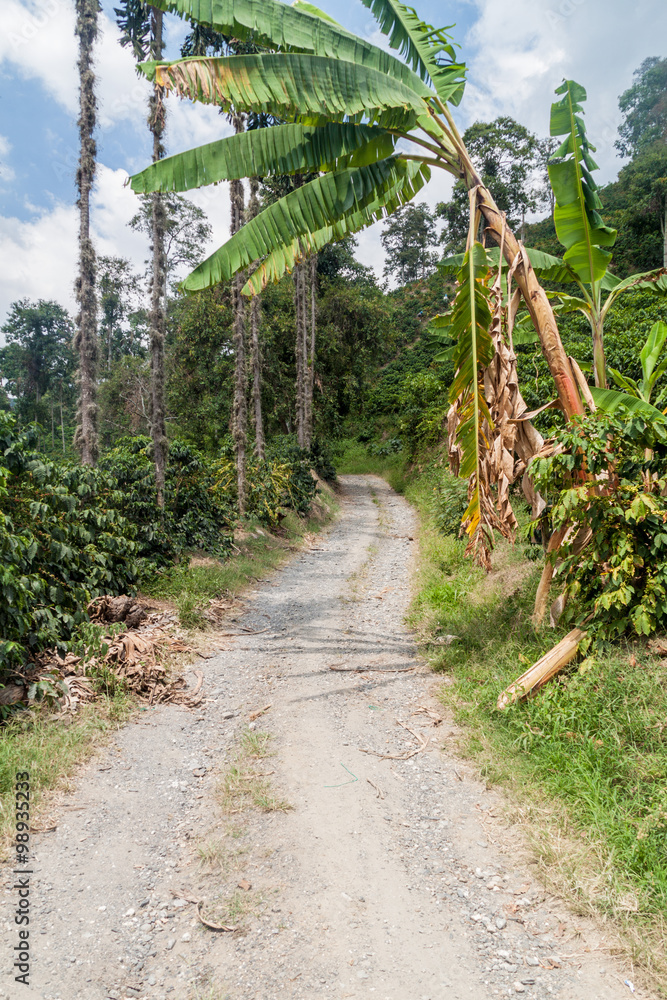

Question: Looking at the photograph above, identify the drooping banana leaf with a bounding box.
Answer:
[359,0,466,105]
[291,1,342,26]
[589,387,667,423]
[128,122,396,194]
[548,80,616,286]
[141,53,430,123]
[600,266,667,298]
[241,159,430,294]
[146,0,431,96]
[447,242,495,564]
[640,321,667,386]
[439,246,576,284]
[181,158,429,291]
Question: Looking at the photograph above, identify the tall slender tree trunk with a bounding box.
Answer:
[248,177,265,462]
[230,113,248,514]
[293,258,306,448]
[73,0,99,467]
[60,385,65,454]
[304,254,317,450]
[148,6,168,508]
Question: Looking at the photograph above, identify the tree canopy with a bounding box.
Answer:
[380,202,438,285]
[616,56,667,158]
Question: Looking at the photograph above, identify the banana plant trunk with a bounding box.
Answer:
[473,181,584,421]
[471,173,584,623]
[591,312,607,389]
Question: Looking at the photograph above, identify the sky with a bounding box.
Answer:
[0,0,664,327]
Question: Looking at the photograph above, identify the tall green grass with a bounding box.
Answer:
[403,466,667,990]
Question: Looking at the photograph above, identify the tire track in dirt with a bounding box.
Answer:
[0,475,647,1000]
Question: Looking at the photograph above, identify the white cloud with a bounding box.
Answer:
[462,0,664,181]
[0,165,144,323]
[1,0,78,114]
[0,136,15,186]
[0,160,235,327]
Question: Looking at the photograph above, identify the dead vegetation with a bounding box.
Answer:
[4,600,205,714]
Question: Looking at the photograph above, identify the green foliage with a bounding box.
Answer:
[100,436,234,560]
[430,472,468,536]
[532,409,667,641]
[548,79,616,286]
[616,56,667,159]
[394,369,449,453]
[0,413,141,682]
[380,201,437,285]
[0,300,77,446]
[437,117,541,253]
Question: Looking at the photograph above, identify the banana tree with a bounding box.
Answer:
[127,0,584,428]
[609,321,667,408]
[441,80,666,393]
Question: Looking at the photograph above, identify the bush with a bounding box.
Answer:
[532,408,667,641]
[0,414,141,681]
[430,472,469,536]
[100,436,234,561]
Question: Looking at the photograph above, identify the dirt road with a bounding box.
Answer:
[1,476,643,1000]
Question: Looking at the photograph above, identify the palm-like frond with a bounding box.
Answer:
[549,80,616,286]
[181,158,428,291]
[142,53,430,124]
[128,122,395,194]
[359,0,466,104]
[242,160,430,295]
[147,0,431,95]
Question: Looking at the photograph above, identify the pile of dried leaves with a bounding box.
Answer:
[3,597,204,713]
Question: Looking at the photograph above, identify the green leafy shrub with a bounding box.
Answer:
[0,414,141,682]
[532,408,667,640]
[100,436,234,560]
[430,473,469,536]
[367,437,403,457]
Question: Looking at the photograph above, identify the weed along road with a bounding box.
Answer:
[1,476,643,1000]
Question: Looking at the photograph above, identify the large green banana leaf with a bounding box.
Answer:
[359,0,466,105]
[440,246,575,284]
[449,243,494,413]
[147,0,431,96]
[181,158,428,291]
[141,53,429,123]
[448,243,495,552]
[548,80,616,286]
[601,267,667,297]
[128,122,396,194]
[590,387,667,423]
[242,160,430,295]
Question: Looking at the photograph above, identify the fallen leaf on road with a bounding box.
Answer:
[237,879,252,891]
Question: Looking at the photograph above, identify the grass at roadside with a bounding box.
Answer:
[0,692,133,852]
[402,465,667,992]
[333,438,408,484]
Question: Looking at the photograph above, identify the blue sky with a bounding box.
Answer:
[0,0,664,325]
